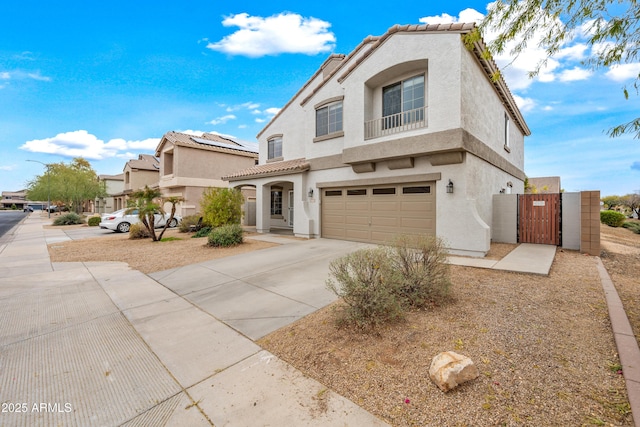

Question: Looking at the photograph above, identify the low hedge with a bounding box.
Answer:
[600,210,626,227]
[53,213,83,226]
[207,224,243,247]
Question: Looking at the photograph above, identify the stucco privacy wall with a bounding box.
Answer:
[492,192,601,255]
[562,192,581,250]
[492,194,518,244]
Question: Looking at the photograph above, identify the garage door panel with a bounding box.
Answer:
[370,231,397,243]
[346,215,369,225]
[345,201,369,211]
[400,200,431,211]
[371,215,399,227]
[401,217,433,229]
[346,229,371,240]
[370,201,399,212]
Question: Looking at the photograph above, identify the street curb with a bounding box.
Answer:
[596,257,640,427]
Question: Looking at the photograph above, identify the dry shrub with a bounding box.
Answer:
[326,234,451,330]
[128,223,151,240]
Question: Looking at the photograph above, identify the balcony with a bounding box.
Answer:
[364,106,428,140]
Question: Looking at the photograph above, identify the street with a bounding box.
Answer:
[0,210,27,241]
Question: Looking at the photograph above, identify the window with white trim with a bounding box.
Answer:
[268,136,282,159]
[504,112,510,151]
[383,74,425,128]
[316,101,343,137]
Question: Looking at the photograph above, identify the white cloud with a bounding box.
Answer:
[0,165,16,171]
[0,72,9,80]
[556,44,589,61]
[255,118,266,123]
[177,129,206,136]
[605,63,640,82]
[19,130,159,160]
[512,95,536,112]
[558,67,593,82]
[27,72,51,82]
[207,12,336,57]
[208,114,237,125]
[225,102,261,112]
[264,107,281,116]
[419,8,483,25]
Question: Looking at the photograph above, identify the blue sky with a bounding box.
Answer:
[1,1,639,197]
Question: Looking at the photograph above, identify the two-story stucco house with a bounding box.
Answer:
[155,131,258,218]
[224,23,530,256]
[112,154,160,212]
[93,173,124,214]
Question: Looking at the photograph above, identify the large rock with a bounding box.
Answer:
[429,351,479,392]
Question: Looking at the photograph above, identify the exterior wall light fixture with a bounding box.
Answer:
[446,179,454,194]
[308,188,314,198]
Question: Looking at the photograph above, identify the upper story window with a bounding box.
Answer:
[316,101,343,137]
[504,112,511,152]
[268,136,283,160]
[382,75,425,129]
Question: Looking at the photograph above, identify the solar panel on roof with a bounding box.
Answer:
[190,137,258,154]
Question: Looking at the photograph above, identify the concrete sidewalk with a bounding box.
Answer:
[0,214,388,426]
[448,243,557,276]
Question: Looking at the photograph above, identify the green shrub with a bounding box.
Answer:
[389,234,451,308]
[87,216,101,226]
[192,226,212,238]
[600,210,626,227]
[179,215,203,233]
[53,212,83,226]
[129,223,151,239]
[207,223,244,247]
[201,187,244,227]
[326,247,405,330]
[622,221,640,234]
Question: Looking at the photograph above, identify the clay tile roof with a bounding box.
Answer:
[126,154,159,171]
[156,131,258,158]
[222,158,310,181]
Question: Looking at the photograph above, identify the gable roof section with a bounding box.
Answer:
[222,158,310,181]
[257,23,530,138]
[125,154,159,172]
[155,131,258,158]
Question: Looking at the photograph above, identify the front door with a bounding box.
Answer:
[288,190,294,228]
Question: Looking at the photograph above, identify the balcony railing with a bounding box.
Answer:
[364,106,428,140]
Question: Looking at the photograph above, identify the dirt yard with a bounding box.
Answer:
[46,222,640,426]
[47,227,278,274]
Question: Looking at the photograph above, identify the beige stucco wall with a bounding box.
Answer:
[158,144,257,217]
[125,169,158,192]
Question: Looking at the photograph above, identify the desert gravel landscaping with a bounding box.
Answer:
[46,221,640,426]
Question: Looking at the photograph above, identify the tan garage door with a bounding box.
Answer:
[321,182,436,244]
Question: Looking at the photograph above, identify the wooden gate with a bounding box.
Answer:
[518,193,561,245]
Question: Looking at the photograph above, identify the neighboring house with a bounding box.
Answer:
[1,190,29,210]
[155,131,258,218]
[112,154,160,211]
[525,176,561,194]
[224,23,529,256]
[93,174,124,214]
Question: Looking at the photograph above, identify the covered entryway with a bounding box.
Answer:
[321,181,435,244]
[518,193,561,245]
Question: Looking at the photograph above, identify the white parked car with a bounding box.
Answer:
[99,208,181,233]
